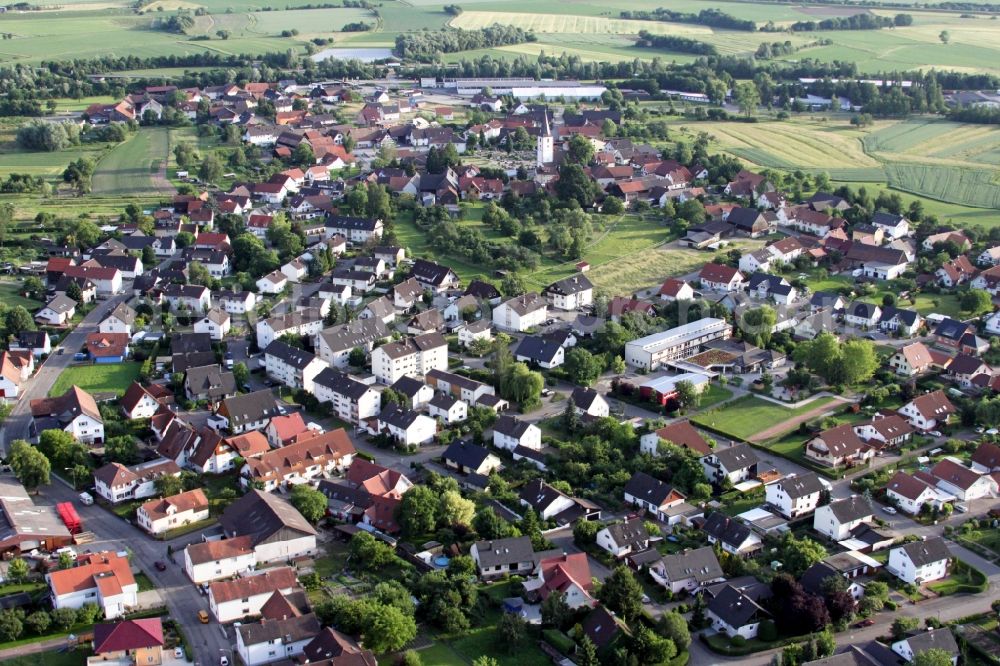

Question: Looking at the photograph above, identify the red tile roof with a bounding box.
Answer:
[93,618,164,654]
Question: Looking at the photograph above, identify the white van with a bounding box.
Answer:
[78,492,94,506]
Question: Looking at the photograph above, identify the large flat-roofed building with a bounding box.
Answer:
[625,318,732,371]
[440,78,607,99]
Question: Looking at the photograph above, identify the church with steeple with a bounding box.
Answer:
[536,110,554,167]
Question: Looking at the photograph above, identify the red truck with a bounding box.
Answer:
[56,502,82,535]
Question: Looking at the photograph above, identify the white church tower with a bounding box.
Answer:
[536,110,554,167]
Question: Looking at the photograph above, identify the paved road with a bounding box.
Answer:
[1,294,128,456]
[38,477,230,664]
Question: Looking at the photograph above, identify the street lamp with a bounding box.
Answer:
[64,467,77,489]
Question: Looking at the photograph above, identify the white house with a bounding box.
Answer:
[888,538,951,585]
[929,458,998,501]
[428,394,468,424]
[47,552,137,619]
[217,290,257,315]
[184,536,257,584]
[162,284,211,313]
[570,387,609,418]
[370,333,447,385]
[885,471,952,515]
[236,606,320,666]
[492,415,541,451]
[707,585,770,640]
[765,473,825,519]
[256,271,288,295]
[30,386,105,445]
[543,274,593,311]
[311,368,381,426]
[813,496,873,541]
[899,390,956,431]
[93,459,181,504]
[35,295,77,326]
[648,546,724,595]
[701,512,763,556]
[264,340,327,393]
[595,519,649,559]
[458,320,493,348]
[375,407,436,447]
[99,303,136,336]
[623,472,688,524]
[193,308,231,341]
[700,444,759,486]
[208,567,299,623]
[136,488,209,535]
[891,629,959,665]
[698,263,745,292]
[470,536,537,580]
[280,257,309,283]
[492,293,547,332]
[219,490,319,565]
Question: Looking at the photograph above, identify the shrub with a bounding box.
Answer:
[730,635,747,647]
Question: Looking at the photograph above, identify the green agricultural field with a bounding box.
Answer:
[92,128,174,197]
[0,280,42,310]
[450,11,712,36]
[49,362,142,397]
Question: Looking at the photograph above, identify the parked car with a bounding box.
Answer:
[154,561,167,571]
[855,618,875,628]
[882,506,897,515]
[198,610,209,624]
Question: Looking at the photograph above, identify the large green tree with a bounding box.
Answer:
[398,485,438,536]
[598,566,644,622]
[9,440,50,493]
[564,347,603,387]
[291,485,328,523]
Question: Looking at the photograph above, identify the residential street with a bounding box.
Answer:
[37,477,231,665]
[0,293,128,456]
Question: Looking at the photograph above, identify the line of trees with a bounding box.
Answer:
[621,7,756,31]
[790,13,911,31]
[949,105,1000,124]
[394,25,536,62]
[636,31,718,56]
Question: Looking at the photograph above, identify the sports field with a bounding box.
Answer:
[692,395,840,442]
[91,128,174,197]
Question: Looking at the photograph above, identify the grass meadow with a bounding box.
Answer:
[92,127,173,196]
[49,362,141,397]
[691,395,839,442]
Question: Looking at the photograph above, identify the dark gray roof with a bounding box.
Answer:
[325,215,380,231]
[410,259,457,287]
[570,387,603,411]
[514,336,562,364]
[185,364,236,399]
[473,536,534,569]
[658,546,723,584]
[897,537,951,566]
[544,273,593,296]
[313,368,372,401]
[236,612,321,646]
[900,628,959,657]
[443,440,494,470]
[802,646,882,666]
[799,561,841,595]
[220,489,318,546]
[389,375,427,399]
[848,301,880,319]
[378,405,424,429]
[320,318,389,355]
[602,518,648,550]
[879,306,920,327]
[810,291,844,308]
[265,340,319,369]
[707,585,769,628]
[218,389,282,429]
[494,414,534,439]
[171,332,213,354]
[777,472,825,499]
[623,472,679,507]
[827,495,873,523]
[709,444,759,472]
[702,511,753,549]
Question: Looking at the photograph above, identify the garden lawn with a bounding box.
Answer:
[0,650,91,666]
[697,383,733,410]
[49,362,141,397]
[691,395,838,441]
[0,281,42,310]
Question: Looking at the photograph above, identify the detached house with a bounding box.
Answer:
[208,567,299,623]
[30,385,104,444]
[219,490,318,564]
[596,518,650,559]
[648,546,725,594]
[543,274,594,311]
[213,390,282,434]
[930,458,998,501]
[699,263,744,292]
[312,368,381,426]
[888,538,951,585]
[700,444,759,485]
[264,340,326,392]
[701,512,763,556]
[814,495,874,541]
[623,472,687,523]
[707,585,770,640]
[492,414,541,451]
[471,536,538,580]
[889,342,936,376]
[137,488,209,535]
[805,424,874,468]
[492,293,547,332]
[885,471,952,515]
[899,390,956,431]
[48,551,137,620]
[765,472,826,519]
[892,628,959,665]
[410,259,460,293]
